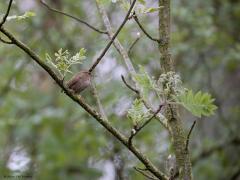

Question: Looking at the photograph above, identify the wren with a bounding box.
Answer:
[66,70,91,94]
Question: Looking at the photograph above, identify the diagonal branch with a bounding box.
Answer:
[88,0,137,73]
[40,0,107,34]
[185,121,196,151]
[0,27,168,180]
[133,13,163,44]
[91,79,108,121]
[121,75,139,94]
[128,35,141,56]
[96,0,136,75]
[0,0,13,28]
[134,167,158,180]
[128,104,164,145]
[0,36,12,44]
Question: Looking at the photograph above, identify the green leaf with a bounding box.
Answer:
[174,90,217,117]
[7,11,36,21]
[144,7,163,14]
[133,66,157,99]
[45,53,52,62]
[127,99,150,126]
[79,48,87,56]
[46,48,86,77]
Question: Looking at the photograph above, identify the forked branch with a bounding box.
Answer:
[88,0,137,73]
[128,104,164,145]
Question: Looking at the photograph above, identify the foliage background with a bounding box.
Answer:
[0,0,239,179]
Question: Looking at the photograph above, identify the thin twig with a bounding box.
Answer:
[40,0,107,34]
[88,0,137,73]
[185,121,196,151]
[134,167,158,180]
[91,79,108,121]
[128,104,164,145]
[0,36,12,44]
[121,75,139,94]
[133,13,163,44]
[0,0,13,27]
[128,36,141,56]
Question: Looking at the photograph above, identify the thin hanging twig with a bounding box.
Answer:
[40,0,107,34]
[185,121,196,151]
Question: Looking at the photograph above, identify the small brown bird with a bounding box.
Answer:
[66,70,91,94]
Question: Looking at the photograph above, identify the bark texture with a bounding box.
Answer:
[158,0,193,179]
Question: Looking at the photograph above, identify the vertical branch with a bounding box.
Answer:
[158,0,193,179]
[158,0,173,72]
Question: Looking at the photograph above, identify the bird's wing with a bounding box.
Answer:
[66,75,81,88]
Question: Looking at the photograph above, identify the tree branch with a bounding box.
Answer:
[133,13,163,44]
[158,0,193,178]
[40,0,107,34]
[91,79,108,121]
[0,36,12,44]
[88,0,137,73]
[185,121,196,151]
[0,27,168,180]
[134,167,158,180]
[95,0,136,75]
[95,0,169,130]
[121,75,139,94]
[128,35,141,56]
[128,104,164,145]
[0,0,13,28]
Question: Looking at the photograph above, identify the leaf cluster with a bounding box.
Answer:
[157,71,184,96]
[127,99,150,126]
[6,11,36,21]
[129,67,217,123]
[133,65,158,100]
[174,90,217,117]
[45,48,86,77]
[111,0,163,15]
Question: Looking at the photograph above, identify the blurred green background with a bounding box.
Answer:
[0,0,239,179]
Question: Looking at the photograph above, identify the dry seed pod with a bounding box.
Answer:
[66,70,91,94]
